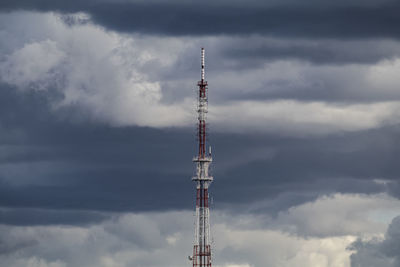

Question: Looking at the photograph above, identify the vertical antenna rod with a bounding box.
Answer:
[201,48,205,81]
[191,48,213,267]
[198,48,207,159]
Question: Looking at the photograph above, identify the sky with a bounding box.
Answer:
[1,0,400,266]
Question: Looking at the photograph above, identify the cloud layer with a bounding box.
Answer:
[3,12,400,136]
[1,193,399,267]
[349,215,400,266]
[1,1,400,266]
[2,0,400,38]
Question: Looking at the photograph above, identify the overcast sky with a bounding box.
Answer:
[1,1,400,266]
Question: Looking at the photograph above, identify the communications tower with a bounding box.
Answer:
[190,48,213,267]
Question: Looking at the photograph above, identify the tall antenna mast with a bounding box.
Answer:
[190,48,213,267]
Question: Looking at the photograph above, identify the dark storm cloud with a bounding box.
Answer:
[0,83,196,219]
[1,82,400,226]
[212,128,399,213]
[2,0,400,39]
[0,208,109,226]
[222,39,400,66]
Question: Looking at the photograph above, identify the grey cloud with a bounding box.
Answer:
[222,38,400,66]
[154,39,400,104]
[0,211,195,267]
[1,4,400,266]
[0,209,370,266]
[1,11,400,227]
[3,12,400,111]
[2,1,400,39]
[349,216,400,267]
[0,82,397,221]
[0,208,109,226]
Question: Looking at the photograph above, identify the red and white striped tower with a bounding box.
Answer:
[191,48,213,267]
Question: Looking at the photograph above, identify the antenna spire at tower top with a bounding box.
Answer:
[197,48,208,159]
[201,47,205,81]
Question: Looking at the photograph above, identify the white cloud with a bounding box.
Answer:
[213,224,354,267]
[210,100,400,135]
[2,12,400,135]
[0,193,399,267]
[0,212,353,267]
[0,39,65,89]
[0,11,192,128]
[274,193,400,237]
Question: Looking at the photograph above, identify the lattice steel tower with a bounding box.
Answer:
[190,48,213,267]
